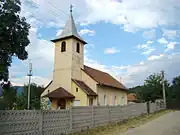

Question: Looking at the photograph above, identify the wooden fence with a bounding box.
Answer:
[0,102,165,135]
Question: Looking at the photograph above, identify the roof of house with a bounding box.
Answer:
[82,65,128,91]
[128,93,137,101]
[43,87,75,99]
[51,12,87,44]
[72,79,98,96]
[44,80,53,90]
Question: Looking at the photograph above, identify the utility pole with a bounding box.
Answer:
[27,61,32,110]
[161,70,166,107]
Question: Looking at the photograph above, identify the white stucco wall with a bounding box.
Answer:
[97,86,127,106]
[82,71,98,93]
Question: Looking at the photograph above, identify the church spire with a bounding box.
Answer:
[51,5,87,44]
[70,4,73,13]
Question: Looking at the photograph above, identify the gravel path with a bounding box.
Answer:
[119,111,180,135]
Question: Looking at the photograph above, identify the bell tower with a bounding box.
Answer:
[51,5,87,92]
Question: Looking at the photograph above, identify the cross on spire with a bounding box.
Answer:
[70,4,73,13]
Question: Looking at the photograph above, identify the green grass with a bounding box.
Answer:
[71,110,171,135]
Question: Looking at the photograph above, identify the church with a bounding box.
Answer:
[41,8,128,109]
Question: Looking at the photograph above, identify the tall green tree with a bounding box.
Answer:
[142,73,170,102]
[171,76,180,101]
[167,76,180,106]
[130,72,170,102]
[0,0,30,81]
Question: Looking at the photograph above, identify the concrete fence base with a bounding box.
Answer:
[0,102,165,135]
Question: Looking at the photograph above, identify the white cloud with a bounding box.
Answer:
[147,41,154,44]
[137,44,148,49]
[140,61,144,65]
[56,29,63,37]
[11,76,51,86]
[162,28,178,39]
[11,0,180,88]
[165,42,177,52]
[148,54,164,61]
[118,53,180,87]
[84,52,180,88]
[9,25,54,86]
[137,41,156,55]
[21,0,180,32]
[142,48,156,55]
[143,29,156,39]
[79,29,96,36]
[157,37,168,44]
[104,47,120,54]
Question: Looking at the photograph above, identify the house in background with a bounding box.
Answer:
[127,93,137,103]
[41,8,128,109]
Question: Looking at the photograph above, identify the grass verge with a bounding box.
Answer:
[71,110,171,135]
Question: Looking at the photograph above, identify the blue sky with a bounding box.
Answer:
[9,0,180,87]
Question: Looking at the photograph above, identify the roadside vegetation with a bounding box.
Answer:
[129,73,180,108]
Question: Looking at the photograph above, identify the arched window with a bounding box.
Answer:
[61,41,66,52]
[76,43,80,53]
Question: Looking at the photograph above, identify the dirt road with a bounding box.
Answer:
[120,111,180,135]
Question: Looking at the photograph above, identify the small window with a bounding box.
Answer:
[76,88,78,92]
[76,43,80,53]
[89,98,93,106]
[104,95,107,106]
[114,96,117,105]
[121,96,124,106]
[61,41,66,52]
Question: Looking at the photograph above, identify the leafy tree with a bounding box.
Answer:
[142,73,169,102]
[0,0,30,81]
[130,72,170,103]
[167,76,180,108]
[0,82,17,109]
[171,76,180,100]
[16,83,44,110]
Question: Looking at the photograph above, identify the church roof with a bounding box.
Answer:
[82,65,128,91]
[72,79,97,96]
[43,87,75,99]
[51,11,87,44]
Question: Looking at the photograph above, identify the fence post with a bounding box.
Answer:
[108,106,111,123]
[147,101,150,114]
[39,110,43,135]
[69,108,73,132]
[92,106,94,127]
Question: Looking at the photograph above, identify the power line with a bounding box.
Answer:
[46,0,68,17]
[21,1,68,26]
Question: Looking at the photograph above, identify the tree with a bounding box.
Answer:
[0,0,30,81]
[171,76,180,101]
[16,83,44,110]
[167,76,180,108]
[142,73,169,102]
[0,81,17,109]
[130,72,170,103]
[129,86,145,102]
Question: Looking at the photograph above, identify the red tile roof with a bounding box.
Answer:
[128,93,137,102]
[82,65,128,91]
[72,79,97,96]
[43,87,75,99]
